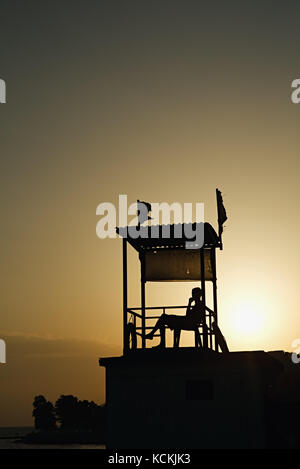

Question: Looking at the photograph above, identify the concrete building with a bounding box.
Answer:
[100,349,283,448]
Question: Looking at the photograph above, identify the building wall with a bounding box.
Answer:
[101,351,281,449]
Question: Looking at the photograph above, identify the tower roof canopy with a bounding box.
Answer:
[116,222,220,252]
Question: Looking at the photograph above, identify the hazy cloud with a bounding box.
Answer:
[0,332,121,426]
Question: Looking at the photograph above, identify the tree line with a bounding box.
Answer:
[32,395,106,432]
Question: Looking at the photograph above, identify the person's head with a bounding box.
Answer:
[192,287,202,300]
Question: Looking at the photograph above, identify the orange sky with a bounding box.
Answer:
[1,1,300,425]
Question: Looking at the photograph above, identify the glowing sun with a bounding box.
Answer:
[232,299,264,337]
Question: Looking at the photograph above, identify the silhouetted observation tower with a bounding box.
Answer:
[99,190,285,449]
[117,189,228,353]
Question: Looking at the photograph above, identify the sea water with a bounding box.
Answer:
[0,427,105,449]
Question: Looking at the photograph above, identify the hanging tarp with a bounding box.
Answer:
[144,249,214,282]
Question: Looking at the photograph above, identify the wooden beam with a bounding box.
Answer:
[211,247,218,352]
[200,247,208,348]
[141,253,146,349]
[123,238,128,355]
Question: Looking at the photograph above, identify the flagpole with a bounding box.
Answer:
[216,189,222,249]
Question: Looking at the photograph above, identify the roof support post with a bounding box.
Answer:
[211,247,218,351]
[123,238,128,355]
[200,247,208,349]
[141,252,146,349]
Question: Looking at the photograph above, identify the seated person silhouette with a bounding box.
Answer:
[145,287,208,348]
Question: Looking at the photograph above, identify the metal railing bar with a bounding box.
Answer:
[129,305,216,313]
[127,309,142,318]
[128,305,187,311]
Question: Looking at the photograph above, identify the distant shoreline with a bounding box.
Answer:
[0,426,105,446]
[20,429,105,445]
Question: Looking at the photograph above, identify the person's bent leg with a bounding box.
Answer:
[145,313,168,340]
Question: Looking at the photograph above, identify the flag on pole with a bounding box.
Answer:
[216,189,227,236]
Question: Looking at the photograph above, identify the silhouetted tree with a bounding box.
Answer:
[32,395,56,430]
[55,395,79,429]
[54,394,106,431]
[77,400,106,431]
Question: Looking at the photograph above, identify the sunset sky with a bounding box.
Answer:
[1,1,300,425]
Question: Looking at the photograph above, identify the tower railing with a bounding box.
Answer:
[126,305,217,349]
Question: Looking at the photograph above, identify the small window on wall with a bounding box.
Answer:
[186,380,214,400]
